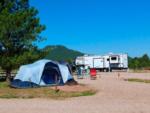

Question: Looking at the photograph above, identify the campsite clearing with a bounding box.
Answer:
[0,72,150,113]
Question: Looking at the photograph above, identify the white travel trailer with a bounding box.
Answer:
[75,55,104,69]
[75,53,128,72]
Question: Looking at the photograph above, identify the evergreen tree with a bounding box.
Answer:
[0,0,46,82]
[128,54,150,69]
[140,54,150,68]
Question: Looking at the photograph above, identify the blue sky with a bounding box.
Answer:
[30,0,150,57]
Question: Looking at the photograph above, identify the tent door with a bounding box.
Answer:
[41,68,61,85]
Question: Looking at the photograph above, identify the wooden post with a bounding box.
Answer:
[118,73,120,79]
[55,74,59,93]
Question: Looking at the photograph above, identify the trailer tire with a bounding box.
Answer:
[106,68,109,72]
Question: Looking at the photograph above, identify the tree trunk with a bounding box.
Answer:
[6,70,11,83]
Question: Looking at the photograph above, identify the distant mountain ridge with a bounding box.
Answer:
[44,45,84,61]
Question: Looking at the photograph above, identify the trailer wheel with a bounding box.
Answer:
[102,69,104,72]
[104,69,107,72]
[106,69,109,72]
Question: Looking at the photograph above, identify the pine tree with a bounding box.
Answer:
[0,0,46,82]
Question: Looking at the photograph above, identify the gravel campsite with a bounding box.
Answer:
[1,0,150,113]
[0,72,150,113]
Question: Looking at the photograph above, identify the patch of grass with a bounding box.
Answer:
[0,93,18,99]
[69,90,96,97]
[0,83,96,99]
[41,88,96,99]
[0,82,9,88]
[127,78,150,83]
[129,69,150,73]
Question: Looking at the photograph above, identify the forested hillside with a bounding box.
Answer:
[44,45,84,62]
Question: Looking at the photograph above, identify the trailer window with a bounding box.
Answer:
[107,58,109,61]
[111,57,117,60]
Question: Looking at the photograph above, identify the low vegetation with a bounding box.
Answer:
[129,54,150,70]
[127,78,150,83]
[0,82,96,99]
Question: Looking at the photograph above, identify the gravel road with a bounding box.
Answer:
[0,72,150,113]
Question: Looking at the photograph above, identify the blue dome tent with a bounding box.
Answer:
[11,59,74,88]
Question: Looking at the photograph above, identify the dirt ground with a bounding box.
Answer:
[0,72,150,113]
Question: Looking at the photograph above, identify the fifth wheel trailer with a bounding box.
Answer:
[75,54,128,72]
[75,55,104,69]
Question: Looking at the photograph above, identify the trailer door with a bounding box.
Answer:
[93,58,104,68]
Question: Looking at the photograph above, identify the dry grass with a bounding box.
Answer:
[127,78,150,83]
[0,82,96,99]
[129,69,150,73]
